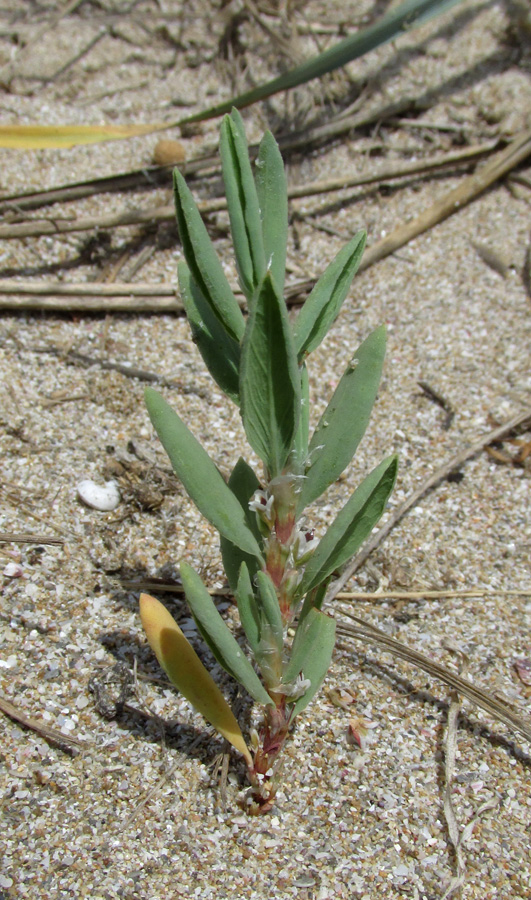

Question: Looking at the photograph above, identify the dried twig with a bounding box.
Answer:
[327,408,531,600]
[119,580,531,601]
[0,141,496,241]
[47,26,108,84]
[357,127,531,272]
[0,277,313,312]
[418,380,454,430]
[0,692,85,749]
[0,531,65,545]
[441,683,467,898]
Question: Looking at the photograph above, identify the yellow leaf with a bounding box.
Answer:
[0,123,166,150]
[139,593,252,766]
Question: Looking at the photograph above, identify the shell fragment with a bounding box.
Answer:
[77,479,120,511]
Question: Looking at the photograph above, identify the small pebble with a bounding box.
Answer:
[77,479,121,511]
[152,138,186,166]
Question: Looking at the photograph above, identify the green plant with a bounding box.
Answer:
[140,109,397,814]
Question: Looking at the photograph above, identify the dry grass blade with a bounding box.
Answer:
[0,96,472,214]
[0,123,168,150]
[335,614,531,743]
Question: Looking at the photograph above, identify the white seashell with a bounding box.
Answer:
[77,479,120,511]
[3,562,23,577]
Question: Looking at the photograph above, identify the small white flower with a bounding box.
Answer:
[249,489,275,525]
[276,673,311,699]
[293,529,319,565]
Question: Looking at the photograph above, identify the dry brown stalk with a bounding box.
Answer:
[0,692,85,749]
[119,581,531,601]
[357,127,531,272]
[0,142,496,241]
[0,531,66,544]
[0,278,311,312]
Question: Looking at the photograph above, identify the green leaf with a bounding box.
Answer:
[178,261,240,404]
[255,571,283,656]
[255,130,288,294]
[220,109,266,300]
[240,273,301,477]
[287,608,336,716]
[145,388,263,561]
[297,578,330,628]
[220,458,262,592]
[173,169,245,342]
[298,455,398,596]
[140,592,252,765]
[294,230,366,361]
[180,562,273,706]
[298,325,386,512]
[235,562,261,655]
[293,362,309,473]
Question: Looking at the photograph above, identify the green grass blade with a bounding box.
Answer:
[298,325,386,512]
[176,0,465,126]
[294,230,366,361]
[145,388,263,561]
[240,273,301,477]
[173,169,245,342]
[220,110,266,301]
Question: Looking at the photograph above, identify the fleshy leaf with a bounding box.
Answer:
[139,593,252,765]
[173,169,245,342]
[220,109,266,301]
[292,363,309,473]
[287,608,336,716]
[178,261,240,404]
[255,571,283,656]
[240,273,301,477]
[298,325,386,511]
[220,458,262,592]
[255,130,288,294]
[180,562,273,706]
[145,388,263,561]
[235,562,261,655]
[294,230,366,361]
[298,455,398,597]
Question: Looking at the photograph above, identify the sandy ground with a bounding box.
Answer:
[0,1,530,898]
